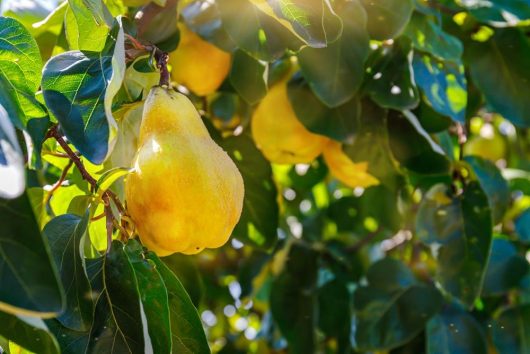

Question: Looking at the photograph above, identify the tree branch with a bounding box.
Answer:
[46,124,128,252]
[345,228,381,253]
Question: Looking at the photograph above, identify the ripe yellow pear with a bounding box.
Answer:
[323,140,379,188]
[251,80,329,164]
[169,23,231,96]
[125,86,244,256]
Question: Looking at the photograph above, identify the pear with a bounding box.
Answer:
[169,24,231,96]
[251,80,329,164]
[323,140,379,189]
[125,86,244,255]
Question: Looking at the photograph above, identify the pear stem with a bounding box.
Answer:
[155,51,170,87]
[124,33,170,87]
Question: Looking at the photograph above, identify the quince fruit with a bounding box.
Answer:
[125,86,244,256]
[251,79,328,164]
[323,140,379,188]
[168,24,231,96]
[464,134,506,162]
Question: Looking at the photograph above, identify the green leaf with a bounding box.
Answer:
[287,73,360,141]
[120,57,159,102]
[343,100,401,189]
[162,254,203,307]
[416,182,493,307]
[125,241,171,354]
[461,0,530,26]
[65,0,110,51]
[482,239,528,296]
[297,0,369,107]
[43,213,94,331]
[220,134,279,249]
[211,92,239,123]
[136,0,179,52]
[0,192,65,317]
[414,102,452,134]
[465,156,510,224]
[1,0,51,29]
[148,254,211,354]
[105,102,143,199]
[354,259,442,351]
[427,304,488,354]
[492,305,530,354]
[0,16,46,128]
[0,312,60,354]
[0,104,25,199]
[42,19,125,164]
[0,16,42,91]
[365,39,419,110]
[413,53,467,124]
[46,319,89,354]
[467,28,530,128]
[96,167,132,196]
[515,209,530,243]
[270,243,318,353]
[387,110,450,175]
[404,13,463,62]
[318,279,351,353]
[327,185,403,235]
[366,258,416,292]
[230,50,268,105]
[361,0,413,40]
[181,0,236,52]
[250,0,343,48]
[502,169,530,195]
[30,1,68,38]
[217,0,301,61]
[27,115,51,169]
[238,250,270,299]
[287,156,328,191]
[86,293,137,353]
[103,241,146,352]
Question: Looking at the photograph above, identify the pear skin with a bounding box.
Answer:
[169,24,231,96]
[251,80,328,164]
[323,140,379,189]
[125,86,244,255]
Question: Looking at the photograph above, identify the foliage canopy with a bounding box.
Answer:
[0,0,530,353]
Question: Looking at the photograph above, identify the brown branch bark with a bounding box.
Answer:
[46,124,128,252]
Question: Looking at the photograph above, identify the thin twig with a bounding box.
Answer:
[345,228,381,253]
[44,159,74,207]
[104,195,114,253]
[46,124,130,251]
[48,125,125,210]
[91,212,106,221]
[46,152,72,158]
[48,125,97,188]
